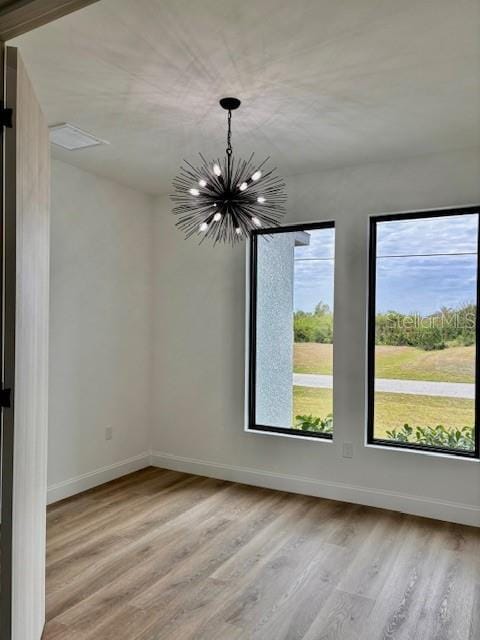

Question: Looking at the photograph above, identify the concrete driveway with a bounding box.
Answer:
[293,373,474,399]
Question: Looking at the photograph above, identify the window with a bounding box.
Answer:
[249,222,335,438]
[368,208,480,458]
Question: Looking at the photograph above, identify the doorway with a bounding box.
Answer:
[0,4,102,640]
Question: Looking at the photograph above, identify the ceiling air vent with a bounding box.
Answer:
[49,123,109,150]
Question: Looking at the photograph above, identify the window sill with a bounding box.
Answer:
[245,431,478,459]
[365,442,479,462]
[246,427,333,444]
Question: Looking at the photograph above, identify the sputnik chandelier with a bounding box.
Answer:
[171,97,287,245]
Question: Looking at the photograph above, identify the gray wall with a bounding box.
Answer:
[151,147,480,526]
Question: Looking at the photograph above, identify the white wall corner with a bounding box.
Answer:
[47,452,151,504]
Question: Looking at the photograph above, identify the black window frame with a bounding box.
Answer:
[367,206,480,459]
[248,220,335,440]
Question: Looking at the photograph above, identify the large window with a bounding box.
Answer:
[368,208,479,458]
[249,222,335,439]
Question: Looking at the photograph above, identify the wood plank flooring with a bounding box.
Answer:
[43,467,480,640]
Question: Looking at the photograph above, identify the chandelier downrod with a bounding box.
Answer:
[220,98,240,179]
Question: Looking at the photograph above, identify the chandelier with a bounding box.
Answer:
[171,97,287,245]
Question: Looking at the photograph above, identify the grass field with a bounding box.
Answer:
[292,386,475,438]
[294,342,475,383]
[293,387,333,423]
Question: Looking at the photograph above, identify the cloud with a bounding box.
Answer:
[377,214,477,257]
[294,259,334,312]
[292,216,478,314]
[376,255,476,314]
[293,228,335,311]
[295,227,335,259]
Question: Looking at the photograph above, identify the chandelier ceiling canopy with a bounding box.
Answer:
[171,98,287,245]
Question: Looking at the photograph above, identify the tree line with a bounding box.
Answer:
[294,302,476,350]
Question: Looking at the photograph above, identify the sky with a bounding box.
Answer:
[294,228,335,313]
[293,214,478,315]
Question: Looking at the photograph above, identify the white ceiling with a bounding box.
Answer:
[12,0,480,195]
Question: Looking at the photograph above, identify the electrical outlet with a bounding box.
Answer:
[342,442,353,458]
[105,426,113,441]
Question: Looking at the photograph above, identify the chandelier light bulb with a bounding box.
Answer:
[235,227,242,235]
[198,179,207,187]
[213,164,222,177]
[189,188,200,196]
[213,212,222,222]
[199,222,209,232]
[239,182,248,191]
[251,170,262,181]
[252,216,262,227]
[257,196,266,203]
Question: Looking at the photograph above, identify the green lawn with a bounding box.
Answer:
[292,386,474,439]
[371,392,474,437]
[292,342,475,440]
[294,343,475,383]
[293,387,332,423]
[294,343,333,376]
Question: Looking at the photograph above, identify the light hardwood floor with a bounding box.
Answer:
[43,467,480,639]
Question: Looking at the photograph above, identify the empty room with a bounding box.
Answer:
[0,1,479,639]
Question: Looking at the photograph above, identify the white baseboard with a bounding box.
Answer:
[47,449,479,527]
[47,452,151,504]
[150,450,480,527]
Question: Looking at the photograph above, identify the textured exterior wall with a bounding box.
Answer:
[255,234,294,427]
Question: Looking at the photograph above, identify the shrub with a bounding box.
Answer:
[375,303,475,350]
[294,313,333,343]
[295,414,333,433]
[456,335,475,347]
[414,327,446,351]
[385,423,474,451]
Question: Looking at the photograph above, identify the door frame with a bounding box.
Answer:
[0,0,100,41]
[0,3,100,638]
[0,44,17,637]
